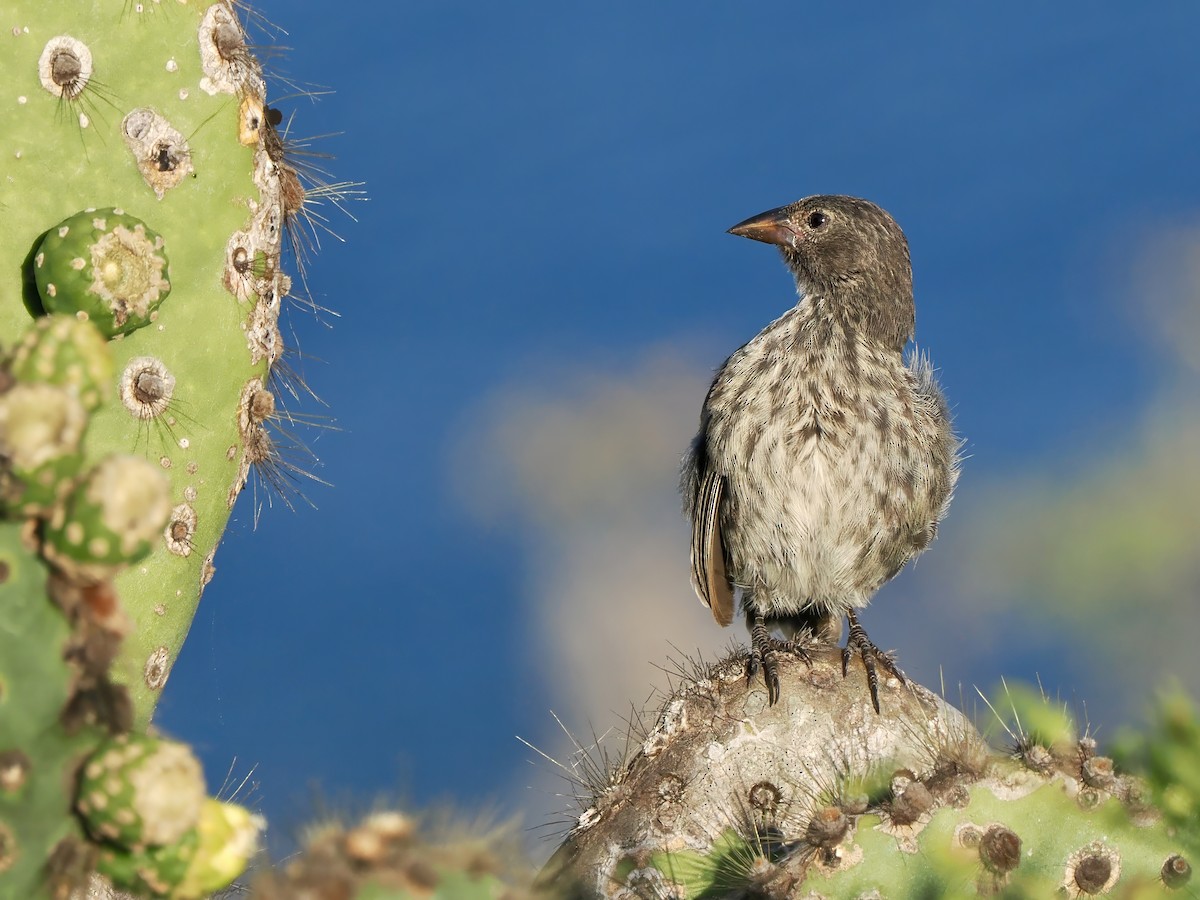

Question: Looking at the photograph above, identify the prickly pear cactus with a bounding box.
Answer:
[1,0,299,725]
[540,649,1199,898]
[0,0,336,895]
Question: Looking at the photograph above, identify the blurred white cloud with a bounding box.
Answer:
[452,347,731,721]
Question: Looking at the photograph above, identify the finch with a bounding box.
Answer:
[682,195,959,709]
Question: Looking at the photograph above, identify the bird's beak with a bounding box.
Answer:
[727,206,798,248]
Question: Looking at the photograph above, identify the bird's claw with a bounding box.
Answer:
[841,610,905,713]
[746,646,782,706]
[748,617,813,705]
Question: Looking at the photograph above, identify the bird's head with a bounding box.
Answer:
[729,195,915,348]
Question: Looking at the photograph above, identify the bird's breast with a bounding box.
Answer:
[701,313,945,608]
[708,316,895,462]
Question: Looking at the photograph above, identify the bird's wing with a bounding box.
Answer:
[691,469,735,626]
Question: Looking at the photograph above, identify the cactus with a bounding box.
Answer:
[0,0,343,894]
[75,734,206,849]
[221,656,1200,900]
[2,0,290,728]
[539,649,1199,898]
[43,454,173,582]
[0,379,88,515]
[0,522,105,895]
[1113,690,1200,836]
[94,798,262,900]
[7,314,113,406]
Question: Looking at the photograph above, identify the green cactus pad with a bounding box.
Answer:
[33,208,171,339]
[2,0,305,730]
[0,383,87,515]
[75,733,205,849]
[7,314,113,413]
[43,454,171,581]
[0,2,342,895]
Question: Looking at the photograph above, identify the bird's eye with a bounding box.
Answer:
[807,211,829,229]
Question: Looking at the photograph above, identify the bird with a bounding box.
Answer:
[681,195,959,710]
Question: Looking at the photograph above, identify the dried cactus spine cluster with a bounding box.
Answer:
[0,0,349,894]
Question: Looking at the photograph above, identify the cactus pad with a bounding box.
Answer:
[75,733,205,848]
[7,314,113,413]
[33,208,171,339]
[43,454,171,582]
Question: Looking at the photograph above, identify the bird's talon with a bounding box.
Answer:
[765,663,781,706]
[842,610,902,713]
[749,613,788,705]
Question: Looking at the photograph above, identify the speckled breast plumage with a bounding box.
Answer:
[699,298,957,619]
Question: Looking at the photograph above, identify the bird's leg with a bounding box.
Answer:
[841,609,906,713]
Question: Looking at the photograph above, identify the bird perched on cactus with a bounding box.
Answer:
[682,194,959,709]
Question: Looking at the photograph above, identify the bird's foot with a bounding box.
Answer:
[747,615,813,705]
[840,609,905,713]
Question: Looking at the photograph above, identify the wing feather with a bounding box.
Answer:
[690,469,735,626]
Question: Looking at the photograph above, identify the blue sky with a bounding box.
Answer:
[155,1,1200,858]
